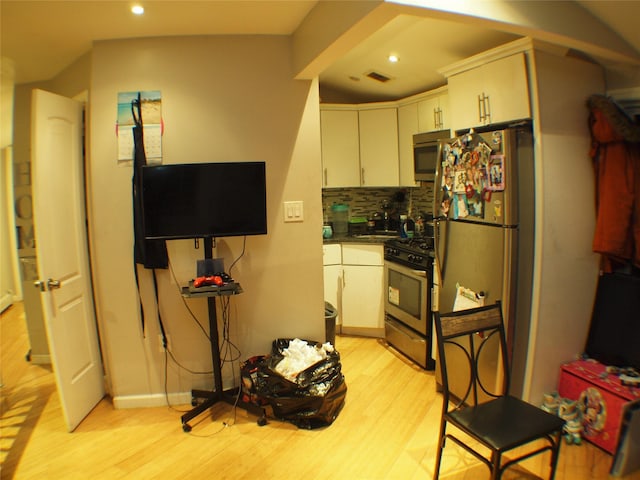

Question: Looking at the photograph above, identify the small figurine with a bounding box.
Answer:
[558,398,583,445]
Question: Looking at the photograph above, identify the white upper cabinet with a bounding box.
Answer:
[320,108,360,187]
[417,91,450,132]
[320,86,450,189]
[447,52,531,131]
[397,102,419,187]
[358,107,399,187]
[321,104,399,188]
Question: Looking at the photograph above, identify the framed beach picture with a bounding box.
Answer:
[116,90,163,164]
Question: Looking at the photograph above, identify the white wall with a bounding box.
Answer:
[1,59,18,311]
[524,50,605,403]
[88,36,325,404]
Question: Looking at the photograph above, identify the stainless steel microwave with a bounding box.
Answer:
[413,129,450,181]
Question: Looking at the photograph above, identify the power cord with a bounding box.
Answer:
[160,242,247,425]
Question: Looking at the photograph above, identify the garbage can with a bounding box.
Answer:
[325,301,338,346]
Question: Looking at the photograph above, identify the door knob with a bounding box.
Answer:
[47,278,61,290]
[34,280,46,291]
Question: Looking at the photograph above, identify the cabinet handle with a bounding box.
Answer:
[361,167,365,185]
[433,108,438,129]
[324,167,328,186]
[484,94,491,123]
[477,94,484,123]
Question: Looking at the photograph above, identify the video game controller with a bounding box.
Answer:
[193,275,224,288]
[216,272,233,283]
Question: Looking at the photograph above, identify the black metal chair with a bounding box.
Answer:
[433,302,565,480]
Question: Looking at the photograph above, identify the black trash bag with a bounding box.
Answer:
[268,376,347,430]
[268,338,343,389]
[253,338,347,429]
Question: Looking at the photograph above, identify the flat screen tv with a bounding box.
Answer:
[141,161,267,240]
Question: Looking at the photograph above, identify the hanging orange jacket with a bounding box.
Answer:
[587,95,640,272]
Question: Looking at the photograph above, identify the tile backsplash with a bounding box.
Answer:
[322,184,434,223]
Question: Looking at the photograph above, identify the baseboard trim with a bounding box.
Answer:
[29,354,50,364]
[113,392,192,409]
[0,295,13,313]
[340,326,384,338]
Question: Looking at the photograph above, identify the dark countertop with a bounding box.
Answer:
[323,234,399,245]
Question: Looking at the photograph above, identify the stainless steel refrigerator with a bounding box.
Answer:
[432,122,534,400]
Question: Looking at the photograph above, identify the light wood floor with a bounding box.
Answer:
[1,301,638,479]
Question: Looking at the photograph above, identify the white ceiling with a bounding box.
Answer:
[1,0,639,103]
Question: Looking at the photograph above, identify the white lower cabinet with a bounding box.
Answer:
[340,244,384,337]
[323,244,342,327]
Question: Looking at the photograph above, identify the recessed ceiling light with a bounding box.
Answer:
[388,54,399,63]
[132,5,144,15]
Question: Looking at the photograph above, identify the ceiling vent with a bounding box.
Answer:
[365,71,392,83]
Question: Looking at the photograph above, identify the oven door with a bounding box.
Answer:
[384,260,430,335]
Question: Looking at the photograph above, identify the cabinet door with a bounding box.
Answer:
[398,102,419,187]
[320,109,360,187]
[438,92,450,130]
[417,96,440,132]
[342,243,384,265]
[358,108,399,187]
[341,265,384,331]
[322,243,342,266]
[418,93,450,132]
[484,53,530,125]
[448,68,483,131]
[448,53,530,131]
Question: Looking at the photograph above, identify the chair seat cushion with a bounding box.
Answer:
[447,396,565,452]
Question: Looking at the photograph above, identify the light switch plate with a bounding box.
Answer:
[284,201,304,222]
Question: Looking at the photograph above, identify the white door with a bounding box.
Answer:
[31,89,104,431]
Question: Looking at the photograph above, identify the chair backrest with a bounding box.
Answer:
[434,302,510,410]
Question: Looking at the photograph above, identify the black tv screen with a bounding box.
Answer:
[141,161,267,240]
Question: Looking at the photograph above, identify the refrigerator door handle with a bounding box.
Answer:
[434,217,447,288]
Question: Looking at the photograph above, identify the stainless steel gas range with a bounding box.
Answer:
[383,238,435,370]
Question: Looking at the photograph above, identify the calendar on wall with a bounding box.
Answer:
[116,90,162,164]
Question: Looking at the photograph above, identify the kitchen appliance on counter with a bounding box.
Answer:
[413,129,451,181]
[383,237,435,370]
[433,121,534,398]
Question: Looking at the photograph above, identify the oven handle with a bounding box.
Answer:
[384,261,428,278]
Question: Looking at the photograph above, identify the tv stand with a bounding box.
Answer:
[178,237,262,432]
